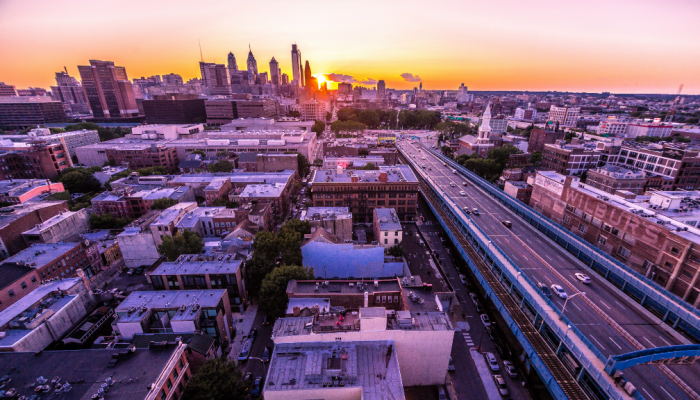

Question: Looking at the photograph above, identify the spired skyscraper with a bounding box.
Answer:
[291,44,303,87]
[269,57,280,87]
[246,46,258,85]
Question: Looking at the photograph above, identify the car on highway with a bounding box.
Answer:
[448,356,455,371]
[421,156,426,160]
[459,274,467,284]
[422,164,426,168]
[503,361,518,378]
[450,182,456,187]
[501,220,512,228]
[493,375,509,396]
[452,169,457,174]
[537,282,551,297]
[551,284,568,299]
[460,191,466,196]
[462,182,468,186]
[485,353,500,371]
[469,292,479,304]
[463,207,471,214]
[472,208,480,215]
[480,314,492,327]
[575,273,591,284]
[251,376,264,397]
[443,162,447,166]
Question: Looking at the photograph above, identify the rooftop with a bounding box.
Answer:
[21,210,84,235]
[0,201,67,230]
[150,254,241,276]
[311,165,417,184]
[233,182,286,198]
[3,242,79,269]
[0,179,63,198]
[375,208,402,231]
[591,164,645,179]
[150,202,197,227]
[287,279,401,296]
[169,170,294,186]
[175,207,232,229]
[0,263,34,290]
[263,341,404,400]
[505,181,532,189]
[0,343,184,400]
[115,290,226,312]
[299,207,352,221]
[132,186,191,201]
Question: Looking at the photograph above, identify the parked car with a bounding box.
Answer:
[469,292,479,305]
[475,302,483,313]
[251,376,264,397]
[501,220,512,228]
[503,361,518,378]
[551,284,568,299]
[243,372,253,391]
[263,315,271,325]
[537,282,551,297]
[485,353,500,371]
[249,329,258,340]
[261,346,271,362]
[480,314,491,327]
[438,385,448,400]
[575,273,591,284]
[448,356,456,371]
[493,375,509,396]
[459,274,467,284]
[462,182,468,186]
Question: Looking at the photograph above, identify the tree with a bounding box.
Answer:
[312,158,323,167]
[358,110,380,128]
[296,153,310,177]
[89,213,132,230]
[216,150,229,157]
[531,151,542,165]
[311,120,325,136]
[358,148,369,156]
[191,150,206,156]
[387,243,404,258]
[182,357,247,400]
[360,162,379,170]
[326,111,332,122]
[330,120,367,135]
[59,170,102,193]
[211,198,239,208]
[137,166,168,176]
[279,219,311,237]
[287,110,301,118]
[259,265,314,318]
[151,197,178,210]
[158,230,204,261]
[208,160,234,173]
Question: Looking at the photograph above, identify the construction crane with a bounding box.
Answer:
[665,84,684,123]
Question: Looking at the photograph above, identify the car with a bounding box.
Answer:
[448,356,456,371]
[421,156,426,160]
[452,169,457,174]
[261,346,271,362]
[459,191,466,196]
[438,385,448,400]
[537,282,551,297]
[263,315,271,325]
[475,302,483,313]
[249,328,258,340]
[551,284,567,299]
[493,375,509,396]
[472,208,480,215]
[450,182,456,187]
[459,274,466,284]
[422,164,426,168]
[126,269,134,275]
[243,372,253,391]
[575,273,591,284]
[480,314,491,327]
[503,361,518,378]
[462,182,468,186]
[251,376,264,397]
[469,292,479,305]
[428,167,432,170]
[463,207,471,214]
[485,352,500,371]
[443,162,447,166]
[501,220,512,228]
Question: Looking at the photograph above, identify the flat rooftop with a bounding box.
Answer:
[288,279,401,296]
[175,207,232,229]
[21,210,83,235]
[263,341,404,400]
[311,165,417,184]
[115,290,226,312]
[0,344,183,400]
[150,203,196,226]
[234,182,286,198]
[0,201,66,230]
[0,179,58,197]
[375,208,402,231]
[300,207,352,221]
[168,170,294,185]
[3,242,78,268]
[150,254,241,276]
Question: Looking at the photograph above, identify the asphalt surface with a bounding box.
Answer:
[237,311,274,396]
[400,139,700,400]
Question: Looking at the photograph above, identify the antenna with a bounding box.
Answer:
[64,66,68,74]
[198,40,204,63]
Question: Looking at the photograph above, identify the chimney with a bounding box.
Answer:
[379,172,388,182]
[351,175,359,183]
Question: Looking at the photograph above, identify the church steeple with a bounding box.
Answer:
[478,102,492,142]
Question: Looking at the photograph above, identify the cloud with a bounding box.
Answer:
[356,78,378,85]
[323,73,378,86]
[400,73,422,82]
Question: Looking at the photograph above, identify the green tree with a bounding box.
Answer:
[150,198,178,210]
[191,150,206,156]
[279,219,311,236]
[311,120,325,136]
[312,158,323,167]
[360,162,379,170]
[259,265,314,318]
[216,150,229,157]
[358,110,380,128]
[287,110,301,118]
[387,243,404,258]
[358,148,369,156]
[182,357,247,400]
[59,170,102,193]
[89,213,132,230]
[211,198,239,208]
[157,230,204,261]
[137,166,168,176]
[337,108,357,122]
[295,153,310,177]
[326,111,332,122]
[48,191,71,201]
[208,160,234,173]
[530,151,542,165]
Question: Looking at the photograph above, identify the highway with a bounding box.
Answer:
[400,139,700,400]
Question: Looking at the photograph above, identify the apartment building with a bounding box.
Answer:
[0,201,69,258]
[2,242,91,281]
[586,165,646,195]
[541,143,603,176]
[0,96,67,129]
[626,123,673,138]
[0,139,73,180]
[0,180,65,204]
[373,208,403,248]
[527,128,565,153]
[548,105,580,127]
[610,142,700,191]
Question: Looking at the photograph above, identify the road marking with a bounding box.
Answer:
[608,337,623,350]
[641,388,656,400]
[591,336,606,350]
[544,276,553,284]
[660,386,677,400]
[522,256,529,261]
[600,301,612,310]
[571,302,582,312]
[643,337,655,347]
[659,337,672,347]
[545,255,553,261]
[614,301,626,310]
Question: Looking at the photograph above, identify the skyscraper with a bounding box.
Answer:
[457,83,471,103]
[246,46,258,86]
[291,44,302,87]
[51,71,90,115]
[304,61,317,90]
[419,82,422,91]
[281,73,290,85]
[77,60,138,118]
[199,62,231,96]
[227,52,238,72]
[377,80,386,99]
[269,57,280,87]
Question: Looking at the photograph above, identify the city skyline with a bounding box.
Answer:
[1,0,699,94]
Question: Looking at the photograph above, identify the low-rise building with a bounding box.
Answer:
[91,186,194,219]
[0,96,67,129]
[323,156,386,169]
[609,142,700,191]
[300,207,353,242]
[147,254,246,310]
[21,209,89,245]
[113,289,234,349]
[0,201,69,258]
[3,242,91,281]
[0,180,65,204]
[527,128,565,153]
[541,142,603,176]
[80,230,123,271]
[236,153,299,174]
[93,166,128,185]
[373,208,403,248]
[503,181,533,204]
[548,105,580,127]
[286,278,406,312]
[175,207,238,238]
[229,182,290,218]
[149,202,198,246]
[0,127,100,157]
[0,139,73,180]
[167,170,295,198]
[586,165,647,195]
[246,202,273,231]
[0,262,41,311]
[117,210,163,268]
[626,123,673,138]
[75,138,179,171]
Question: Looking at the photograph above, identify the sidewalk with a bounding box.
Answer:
[469,348,502,400]
[227,304,258,363]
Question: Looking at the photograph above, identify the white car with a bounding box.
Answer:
[450,182,456,187]
[480,314,491,327]
[459,274,467,284]
[485,353,500,371]
[551,284,568,299]
[493,375,509,396]
[503,361,517,378]
[459,191,466,196]
[421,156,426,160]
[575,273,591,284]
[452,169,457,174]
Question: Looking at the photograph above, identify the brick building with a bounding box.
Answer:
[105,143,179,172]
[541,143,603,176]
[530,171,700,307]
[0,263,41,311]
[0,180,65,204]
[0,201,69,258]
[0,97,67,129]
[286,278,406,312]
[503,181,533,204]
[142,94,207,124]
[527,128,565,153]
[0,140,73,180]
[3,242,91,281]
[610,142,700,191]
[586,165,647,195]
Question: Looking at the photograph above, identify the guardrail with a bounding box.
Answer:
[424,146,700,342]
[399,146,634,400]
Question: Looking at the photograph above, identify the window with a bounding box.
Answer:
[596,234,606,245]
[622,233,636,245]
[393,296,399,303]
[562,215,571,224]
[382,296,387,303]
[388,296,392,303]
[30,276,36,283]
[394,231,399,236]
[664,261,675,270]
[611,227,619,236]
[384,231,388,236]
[20,281,27,290]
[8,289,15,298]
[671,247,680,255]
[617,246,631,259]
[384,239,388,244]
[578,224,587,233]
[394,239,399,244]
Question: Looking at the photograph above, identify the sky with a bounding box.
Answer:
[1,0,699,94]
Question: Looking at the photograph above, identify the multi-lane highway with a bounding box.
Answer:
[400,139,700,400]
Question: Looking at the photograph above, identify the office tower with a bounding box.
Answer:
[199,62,231,96]
[269,57,280,86]
[246,46,258,86]
[304,61,318,90]
[291,44,302,87]
[419,82,422,91]
[281,73,290,85]
[227,52,238,72]
[77,60,138,119]
[377,80,386,99]
[162,73,184,85]
[50,71,90,114]
[258,72,269,85]
[457,83,472,103]
[338,83,352,95]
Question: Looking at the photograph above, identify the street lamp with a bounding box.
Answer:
[560,292,586,320]
[515,271,522,285]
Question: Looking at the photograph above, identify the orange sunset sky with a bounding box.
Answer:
[1,0,699,94]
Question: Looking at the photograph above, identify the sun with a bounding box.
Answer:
[313,74,331,90]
